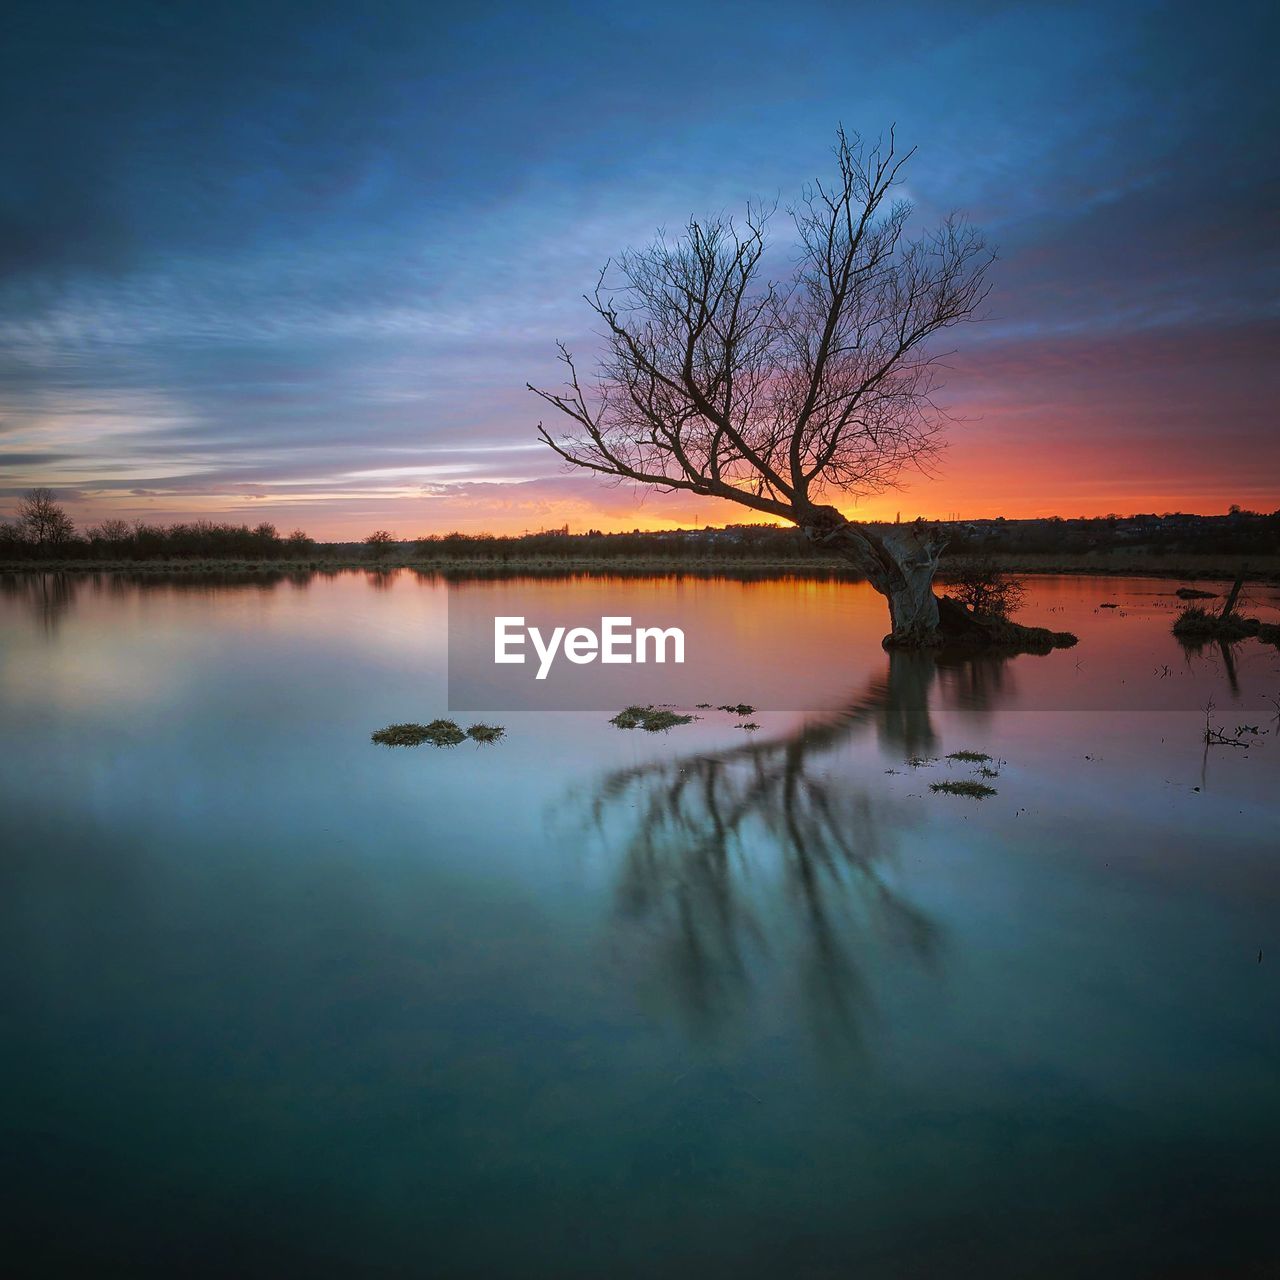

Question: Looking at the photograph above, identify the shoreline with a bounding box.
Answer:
[2,552,1276,582]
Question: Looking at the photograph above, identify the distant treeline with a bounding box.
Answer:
[0,506,318,562]
[406,525,819,562]
[379,511,1280,562]
[935,510,1280,557]
[3,486,1278,564]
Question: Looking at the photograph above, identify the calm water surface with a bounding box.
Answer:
[2,571,1278,1277]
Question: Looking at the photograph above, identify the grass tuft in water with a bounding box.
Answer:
[931,779,997,799]
[372,719,467,747]
[1173,605,1259,641]
[465,723,505,744]
[717,703,756,716]
[610,705,695,732]
[946,750,991,763]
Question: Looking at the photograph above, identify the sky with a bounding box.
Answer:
[1,0,1277,538]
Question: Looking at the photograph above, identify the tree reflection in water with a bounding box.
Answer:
[0,568,318,633]
[575,651,1018,1053]
[0,571,79,634]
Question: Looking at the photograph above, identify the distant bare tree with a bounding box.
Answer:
[531,128,998,646]
[18,488,76,547]
[88,518,132,545]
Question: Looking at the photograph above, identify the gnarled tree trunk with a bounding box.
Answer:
[800,505,1077,652]
[801,507,948,648]
[875,524,947,645]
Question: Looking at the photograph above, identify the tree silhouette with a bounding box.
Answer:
[532,128,994,646]
[17,488,75,547]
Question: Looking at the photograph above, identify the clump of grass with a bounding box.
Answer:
[465,723,505,744]
[695,702,713,709]
[736,721,760,731]
[1175,587,1217,600]
[1172,605,1259,640]
[718,703,755,716]
[977,766,1000,778]
[946,611,1078,651]
[908,755,937,768]
[946,749,991,763]
[931,779,997,799]
[372,719,467,747]
[609,705,695,732]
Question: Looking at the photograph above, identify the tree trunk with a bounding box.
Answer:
[799,507,1076,652]
[876,524,946,645]
[800,508,947,648]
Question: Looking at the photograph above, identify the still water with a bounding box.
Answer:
[2,570,1278,1276]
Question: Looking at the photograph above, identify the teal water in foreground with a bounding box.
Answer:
[2,571,1278,1277]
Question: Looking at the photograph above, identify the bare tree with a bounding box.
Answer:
[531,128,1004,646]
[87,518,132,546]
[18,488,76,547]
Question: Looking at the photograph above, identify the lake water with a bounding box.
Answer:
[2,570,1278,1276]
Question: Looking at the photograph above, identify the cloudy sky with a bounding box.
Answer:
[2,0,1276,537]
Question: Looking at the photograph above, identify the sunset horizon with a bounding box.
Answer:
[6,426,1275,541]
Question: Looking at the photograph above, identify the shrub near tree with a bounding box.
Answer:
[946,558,1027,619]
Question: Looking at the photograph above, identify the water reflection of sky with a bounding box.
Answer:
[2,570,1277,1275]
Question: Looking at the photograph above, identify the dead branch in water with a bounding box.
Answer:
[1202,699,1253,748]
